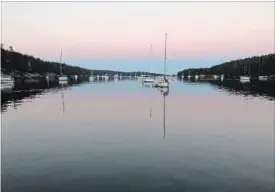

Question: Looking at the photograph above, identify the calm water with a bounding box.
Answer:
[2,79,274,192]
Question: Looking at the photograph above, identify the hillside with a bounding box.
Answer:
[177,53,275,78]
[1,46,162,77]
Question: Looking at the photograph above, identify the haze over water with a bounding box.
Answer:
[2,79,274,192]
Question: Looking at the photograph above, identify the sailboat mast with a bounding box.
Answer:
[60,48,63,75]
[149,44,152,76]
[164,33,167,77]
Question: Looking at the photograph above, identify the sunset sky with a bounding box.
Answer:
[2,2,274,74]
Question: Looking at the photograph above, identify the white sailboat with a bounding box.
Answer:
[187,70,191,79]
[240,63,250,83]
[104,74,109,81]
[221,74,224,81]
[258,58,268,81]
[58,49,68,83]
[1,72,14,91]
[142,44,155,84]
[154,33,169,88]
[1,73,14,84]
[89,70,95,81]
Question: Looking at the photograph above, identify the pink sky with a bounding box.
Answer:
[2,2,274,60]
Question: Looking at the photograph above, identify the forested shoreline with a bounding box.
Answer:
[1,46,162,78]
[177,53,275,79]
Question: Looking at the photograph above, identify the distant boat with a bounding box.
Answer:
[142,44,155,84]
[74,75,78,81]
[104,74,109,81]
[213,75,219,80]
[195,75,199,80]
[221,74,224,81]
[240,63,250,83]
[258,76,268,81]
[58,49,68,83]
[1,73,14,84]
[154,33,169,88]
[89,70,95,81]
[258,58,268,81]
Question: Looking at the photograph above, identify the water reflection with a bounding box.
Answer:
[60,84,66,114]
[180,79,275,100]
[157,87,169,138]
[2,80,79,113]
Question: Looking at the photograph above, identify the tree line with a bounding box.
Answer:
[177,53,275,78]
[1,45,163,77]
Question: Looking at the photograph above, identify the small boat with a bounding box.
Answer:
[221,74,224,81]
[74,75,78,81]
[195,75,199,80]
[58,49,68,83]
[240,63,250,83]
[1,73,14,84]
[187,71,191,79]
[258,59,268,81]
[213,75,219,80]
[142,45,155,84]
[142,76,155,83]
[258,76,268,81]
[89,70,95,81]
[154,33,169,88]
[104,74,109,80]
[240,76,250,83]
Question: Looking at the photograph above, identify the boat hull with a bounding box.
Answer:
[240,76,250,83]
[154,81,169,88]
[142,78,155,83]
[89,76,95,81]
[258,76,268,81]
[59,76,68,83]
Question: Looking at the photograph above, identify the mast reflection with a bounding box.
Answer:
[157,87,169,138]
[60,84,65,114]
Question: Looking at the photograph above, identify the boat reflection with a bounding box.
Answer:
[180,79,275,100]
[157,87,169,138]
[60,84,66,114]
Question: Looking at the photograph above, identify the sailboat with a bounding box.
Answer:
[142,44,155,84]
[1,73,14,85]
[104,73,109,81]
[221,74,224,81]
[240,63,250,83]
[188,70,191,79]
[114,73,119,80]
[58,49,68,83]
[258,58,268,81]
[154,33,169,88]
[1,72,14,92]
[89,70,95,81]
